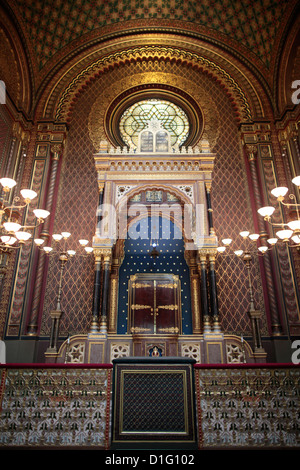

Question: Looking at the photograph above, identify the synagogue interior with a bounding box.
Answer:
[0,0,299,365]
[0,0,300,451]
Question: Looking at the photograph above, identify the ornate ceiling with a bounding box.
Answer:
[11,0,295,71]
[1,0,299,120]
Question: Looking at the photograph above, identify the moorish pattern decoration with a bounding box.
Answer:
[13,0,293,70]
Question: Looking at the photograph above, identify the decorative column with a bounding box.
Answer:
[245,144,283,336]
[99,250,112,334]
[243,251,267,362]
[208,249,221,333]
[45,251,68,355]
[89,249,102,333]
[27,143,63,335]
[198,250,210,333]
[205,183,215,236]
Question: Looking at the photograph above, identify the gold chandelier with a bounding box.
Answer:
[257,175,300,246]
[217,175,300,256]
[0,177,50,252]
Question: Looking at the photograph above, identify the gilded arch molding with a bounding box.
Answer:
[88,69,221,150]
[54,46,253,126]
[115,183,197,244]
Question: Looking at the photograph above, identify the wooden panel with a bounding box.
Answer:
[128,273,181,335]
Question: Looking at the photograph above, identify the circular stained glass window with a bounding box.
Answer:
[119,99,190,151]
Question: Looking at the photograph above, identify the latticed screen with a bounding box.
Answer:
[119,99,189,149]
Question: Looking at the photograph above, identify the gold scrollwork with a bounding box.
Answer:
[130,327,152,333]
[158,327,179,333]
[156,305,178,310]
[131,304,153,310]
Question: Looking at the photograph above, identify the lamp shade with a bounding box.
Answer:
[276,229,293,240]
[79,239,88,246]
[34,238,45,246]
[271,187,288,199]
[0,178,16,190]
[234,250,244,256]
[5,237,17,245]
[33,209,50,219]
[52,234,63,241]
[15,231,32,241]
[43,246,53,253]
[1,235,16,244]
[258,246,268,253]
[267,238,278,245]
[3,222,21,232]
[222,238,232,245]
[67,250,76,256]
[61,232,71,239]
[239,231,250,238]
[287,220,300,231]
[249,233,260,241]
[20,189,37,201]
[292,176,300,187]
[84,247,93,253]
[292,235,300,244]
[257,206,275,217]
[217,246,226,252]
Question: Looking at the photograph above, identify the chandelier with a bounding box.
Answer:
[0,177,50,252]
[256,175,300,247]
[217,175,300,256]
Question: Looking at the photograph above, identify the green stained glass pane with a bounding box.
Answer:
[119,99,189,150]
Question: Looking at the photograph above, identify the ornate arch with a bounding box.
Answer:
[88,68,221,150]
[53,46,254,127]
[115,183,199,245]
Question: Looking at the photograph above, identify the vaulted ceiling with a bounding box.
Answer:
[1,0,299,120]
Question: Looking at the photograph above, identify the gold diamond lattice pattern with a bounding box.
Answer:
[119,99,189,149]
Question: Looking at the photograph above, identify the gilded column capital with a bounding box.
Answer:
[50,143,63,159]
[93,248,112,263]
[245,144,258,161]
[198,248,217,259]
